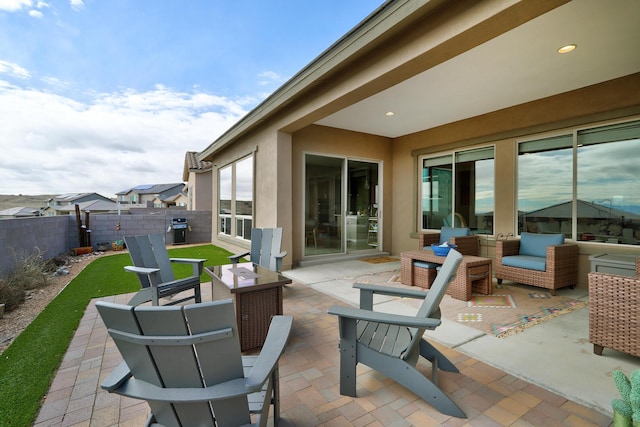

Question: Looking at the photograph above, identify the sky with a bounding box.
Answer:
[0,0,383,198]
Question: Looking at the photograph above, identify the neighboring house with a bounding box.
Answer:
[0,207,41,219]
[182,151,213,211]
[183,151,213,211]
[151,191,188,208]
[197,0,640,278]
[116,183,185,208]
[43,193,114,216]
[46,199,120,216]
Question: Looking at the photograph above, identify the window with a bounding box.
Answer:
[218,155,253,239]
[420,146,494,234]
[577,122,640,244]
[518,120,640,244]
[518,135,573,235]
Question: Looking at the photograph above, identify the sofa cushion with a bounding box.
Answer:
[519,232,564,258]
[502,255,546,272]
[438,227,471,245]
[414,261,439,269]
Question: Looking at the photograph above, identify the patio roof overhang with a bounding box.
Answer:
[199,0,640,161]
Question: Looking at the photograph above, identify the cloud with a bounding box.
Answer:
[28,8,42,17]
[0,0,32,12]
[257,70,284,86]
[0,60,31,79]
[0,78,251,197]
[69,0,83,11]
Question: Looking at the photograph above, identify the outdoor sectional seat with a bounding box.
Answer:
[412,227,479,288]
[587,258,640,358]
[496,232,578,294]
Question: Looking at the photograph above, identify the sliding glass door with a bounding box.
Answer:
[304,154,380,257]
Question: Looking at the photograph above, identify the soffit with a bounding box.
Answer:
[315,0,640,138]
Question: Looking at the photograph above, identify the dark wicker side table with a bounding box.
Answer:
[400,251,492,301]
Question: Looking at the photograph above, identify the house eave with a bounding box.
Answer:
[198,0,440,161]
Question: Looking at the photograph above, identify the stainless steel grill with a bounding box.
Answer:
[171,218,188,244]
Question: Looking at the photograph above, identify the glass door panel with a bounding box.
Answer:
[304,155,344,256]
[347,160,379,250]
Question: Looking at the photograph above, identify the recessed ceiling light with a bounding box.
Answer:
[385,111,395,116]
[558,44,577,54]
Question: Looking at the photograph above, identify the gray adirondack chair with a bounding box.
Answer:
[124,234,206,306]
[328,249,466,418]
[96,299,293,427]
[228,227,287,272]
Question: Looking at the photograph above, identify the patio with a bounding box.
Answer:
[35,259,637,426]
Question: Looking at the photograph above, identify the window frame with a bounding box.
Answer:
[218,154,254,241]
[418,145,495,235]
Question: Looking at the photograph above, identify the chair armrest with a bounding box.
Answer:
[245,316,293,389]
[354,282,428,310]
[170,258,206,276]
[124,266,160,275]
[101,361,133,392]
[496,239,520,259]
[228,251,250,263]
[451,235,479,256]
[419,233,440,249]
[169,258,206,264]
[545,243,578,272]
[105,375,256,403]
[353,283,428,299]
[328,305,441,329]
[546,243,577,260]
[275,251,287,260]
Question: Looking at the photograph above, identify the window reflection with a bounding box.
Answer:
[421,147,494,235]
[517,120,640,245]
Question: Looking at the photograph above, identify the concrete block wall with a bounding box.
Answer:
[68,210,212,247]
[0,210,212,276]
[0,216,70,276]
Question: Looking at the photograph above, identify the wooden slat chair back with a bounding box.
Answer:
[328,249,466,418]
[229,227,287,272]
[402,249,462,363]
[124,234,205,306]
[97,299,293,427]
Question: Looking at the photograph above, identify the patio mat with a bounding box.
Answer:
[350,269,587,338]
[360,256,399,264]
[467,295,516,308]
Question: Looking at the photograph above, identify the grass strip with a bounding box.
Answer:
[0,244,233,425]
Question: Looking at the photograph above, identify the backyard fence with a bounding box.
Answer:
[0,209,212,276]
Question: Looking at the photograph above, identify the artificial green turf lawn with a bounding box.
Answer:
[0,244,233,426]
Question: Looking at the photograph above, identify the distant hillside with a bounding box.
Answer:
[0,195,56,211]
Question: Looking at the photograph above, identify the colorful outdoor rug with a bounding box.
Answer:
[492,301,589,337]
[467,295,516,308]
[457,313,483,322]
[349,269,588,338]
[360,256,399,264]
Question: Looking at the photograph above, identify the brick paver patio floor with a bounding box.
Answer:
[34,281,612,426]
